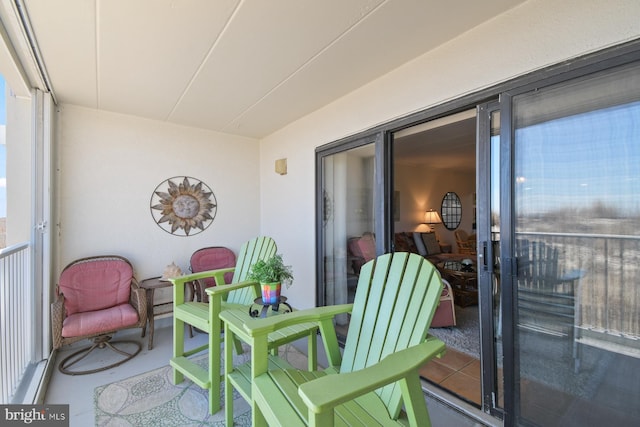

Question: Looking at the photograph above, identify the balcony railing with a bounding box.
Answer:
[0,242,33,403]
[517,231,640,357]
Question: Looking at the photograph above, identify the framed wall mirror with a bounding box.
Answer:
[441,191,462,230]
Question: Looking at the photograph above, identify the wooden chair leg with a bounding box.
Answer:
[224,323,235,427]
[208,319,222,413]
[172,317,185,384]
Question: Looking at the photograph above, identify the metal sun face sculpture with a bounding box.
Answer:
[150,176,217,236]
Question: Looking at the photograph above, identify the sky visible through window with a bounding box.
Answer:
[515,101,640,218]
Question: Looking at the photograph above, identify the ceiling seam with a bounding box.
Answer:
[164,0,245,122]
[222,0,391,133]
[95,0,100,109]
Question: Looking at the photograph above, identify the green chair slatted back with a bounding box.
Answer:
[340,252,444,418]
[170,235,278,415]
[226,236,277,305]
[247,251,445,426]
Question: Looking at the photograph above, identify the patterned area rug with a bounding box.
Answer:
[429,305,480,358]
[94,344,308,426]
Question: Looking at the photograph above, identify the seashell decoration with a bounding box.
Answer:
[161,262,183,280]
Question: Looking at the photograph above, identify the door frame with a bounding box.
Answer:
[315,38,640,423]
[477,100,505,417]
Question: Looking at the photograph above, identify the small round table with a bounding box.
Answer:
[249,296,292,318]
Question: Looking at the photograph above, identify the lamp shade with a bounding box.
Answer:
[424,210,442,225]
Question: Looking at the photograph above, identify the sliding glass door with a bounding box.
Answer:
[317,137,381,337]
[502,61,640,426]
[316,46,640,427]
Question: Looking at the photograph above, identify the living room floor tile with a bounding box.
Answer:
[434,348,475,371]
[420,347,482,407]
[440,370,482,405]
[420,360,456,383]
[460,358,481,380]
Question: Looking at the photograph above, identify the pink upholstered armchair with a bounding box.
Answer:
[51,255,147,375]
[189,246,236,302]
[430,278,457,327]
[347,232,376,274]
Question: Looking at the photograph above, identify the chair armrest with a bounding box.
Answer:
[205,279,260,297]
[298,338,446,413]
[191,267,237,302]
[236,304,353,337]
[171,268,235,288]
[129,281,147,327]
[441,279,453,297]
[50,292,65,349]
[170,269,239,305]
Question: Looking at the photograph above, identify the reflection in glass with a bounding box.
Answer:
[321,144,375,337]
[512,63,640,426]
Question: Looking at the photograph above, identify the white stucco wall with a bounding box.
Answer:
[56,105,261,280]
[259,0,640,308]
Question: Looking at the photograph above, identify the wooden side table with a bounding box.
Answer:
[140,277,193,350]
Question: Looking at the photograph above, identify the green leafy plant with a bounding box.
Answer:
[248,254,294,288]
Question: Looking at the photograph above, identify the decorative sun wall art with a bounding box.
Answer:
[150,176,217,236]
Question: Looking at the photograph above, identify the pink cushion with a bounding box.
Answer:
[61,304,139,337]
[353,234,376,262]
[431,302,456,328]
[190,247,236,287]
[59,259,133,315]
[431,279,456,327]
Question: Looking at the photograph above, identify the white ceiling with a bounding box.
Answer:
[394,110,477,171]
[21,0,524,139]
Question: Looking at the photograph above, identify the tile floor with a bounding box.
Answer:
[43,318,497,426]
[420,347,482,407]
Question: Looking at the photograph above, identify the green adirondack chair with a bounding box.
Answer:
[170,236,318,414]
[222,252,446,427]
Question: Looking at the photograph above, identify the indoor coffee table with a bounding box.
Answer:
[437,260,478,307]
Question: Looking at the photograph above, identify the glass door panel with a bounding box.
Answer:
[321,143,375,337]
[394,110,480,406]
[511,62,640,426]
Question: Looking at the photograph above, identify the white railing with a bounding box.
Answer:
[0,242,32,403]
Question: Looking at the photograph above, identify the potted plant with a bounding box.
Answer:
[248,254,294,304]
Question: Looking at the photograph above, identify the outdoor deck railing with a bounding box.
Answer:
[517,231,640,357]
[0,242,32,403]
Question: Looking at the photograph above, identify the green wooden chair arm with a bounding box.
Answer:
[204,279,260,297]
[235,303,353,336]
[169,267,236,287]
[298,338,446,413]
